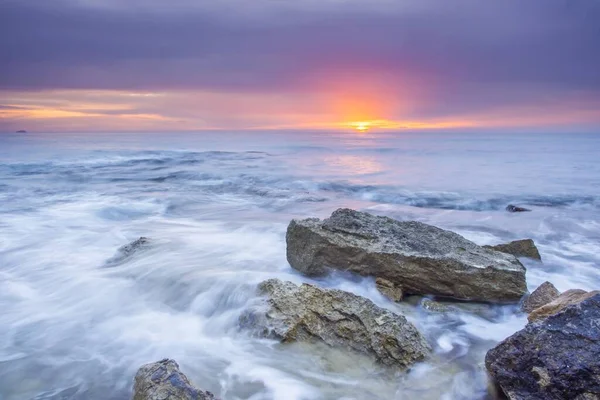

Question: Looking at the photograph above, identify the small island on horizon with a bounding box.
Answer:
[16,130,27,133]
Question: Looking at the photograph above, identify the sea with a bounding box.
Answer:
[1,130,599,399]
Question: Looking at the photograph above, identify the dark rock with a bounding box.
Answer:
[484,239,541,261]
[521,282,559,313]
[506,204,531,213]
[375,277,403,302]
[485,294,600,400]
[106,237,150,266]
[241,278,430,368]
[528,289,600,322]
[133,359,217,400]
[286,208,527,302]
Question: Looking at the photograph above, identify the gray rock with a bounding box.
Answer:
[421,299,453,313]
[484,239,541,261]
[375,277,403,302]
[133,359,217,400]
[528,289,600,322]
[241,279,430,368]
[286,208,527,302]
[106,237,150,266]
[521,281,559,313]
[506,204,531,212]
[485,294,600,400]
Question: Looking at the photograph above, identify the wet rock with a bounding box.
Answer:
[528,289,600,322]
[241,278,430,368]
[133,359,217,400]
[421,299,453,313]
[484,239,541,261]
[286,208,527,302]
[375,277,403,302]
[506,204,531,212]
[485,294,600,400]
[521,281,559,313]
[106,237,150,266]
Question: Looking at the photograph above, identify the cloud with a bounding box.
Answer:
[2,0,599,91]
[0,0,599,131]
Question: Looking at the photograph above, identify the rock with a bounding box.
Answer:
[485,294,600,400]
[528,289,600,322]
[484,239,541,261]
[506,204,531,212]
[286,208,527,302]
[119,237,150,256]
[106,237,150,266]
[241,278,430,368]
[375,277,403,302]
[521,281,559,313]
[421,299,453,313]
[133,358,217,400]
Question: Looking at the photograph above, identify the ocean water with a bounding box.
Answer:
[0,130,599,400]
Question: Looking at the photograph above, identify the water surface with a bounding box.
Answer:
[1,130,599,399]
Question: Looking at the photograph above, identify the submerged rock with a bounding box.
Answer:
[484,239,541,261]
[505,204,531,213]
[528,288,600,322]
[521,281,559,313]
[133,359,217,400]
[286,208,527,302]
[375,277,403,302]
[241,278,430,368]
[485,294,600,400]
[421,299,453,313]
[106,237,151,266]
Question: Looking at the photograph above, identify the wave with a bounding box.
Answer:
[317,181,600,211]
[1,151,598,214]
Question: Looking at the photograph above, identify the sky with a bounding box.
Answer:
[1,0,599,132]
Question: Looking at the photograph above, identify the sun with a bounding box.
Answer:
[351,121,371,132]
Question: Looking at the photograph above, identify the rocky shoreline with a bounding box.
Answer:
[131,208,599,400]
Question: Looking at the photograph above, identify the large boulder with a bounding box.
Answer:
[521,281,560,313]
[286,208,527,302]
[528,289,600,322]
[484,239,541,261]
[133,359,217,400]
[241,279,430,369]
[485,294,600,400]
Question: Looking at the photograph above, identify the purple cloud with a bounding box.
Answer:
[0,0,599,123]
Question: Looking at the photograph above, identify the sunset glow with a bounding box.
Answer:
[351,122,372,132]
[1,0,599,133]
[1,88,599,133]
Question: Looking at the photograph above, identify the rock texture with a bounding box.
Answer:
[506,205,531,212]
[375,277,403,302]
[521,282,560,313]
[241,279,430,368]
[485,294,600,400]
[421,299,453,313]
[286,208,527,302]
[528,289,600,322]
[484,239,541,261]
[133,359,217,400]
[106,237,151,266]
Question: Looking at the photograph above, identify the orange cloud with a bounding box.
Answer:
[1,87,598,132]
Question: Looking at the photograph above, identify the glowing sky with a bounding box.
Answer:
[1,0,599,132]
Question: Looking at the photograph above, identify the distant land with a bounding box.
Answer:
[16,130,27,133]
